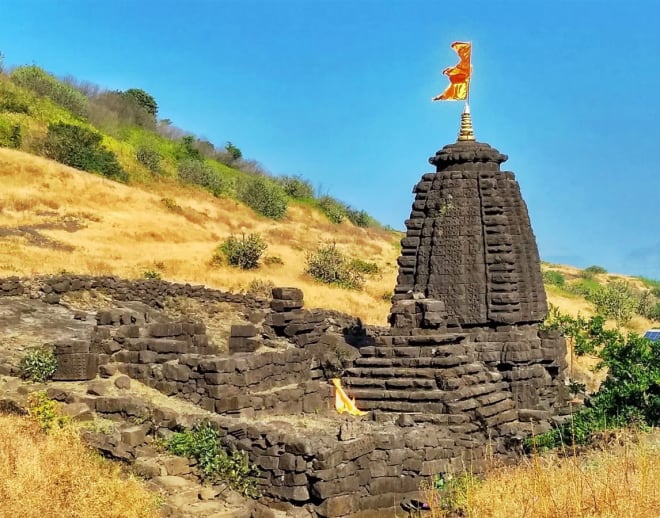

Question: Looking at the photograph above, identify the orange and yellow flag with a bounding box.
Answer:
[433,41,472,101]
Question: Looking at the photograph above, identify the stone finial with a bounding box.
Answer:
[457,103,475,141]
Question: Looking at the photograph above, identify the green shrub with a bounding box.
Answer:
[345,208,375,228]
[27,391,69,432]
[529,309,660,451]
[647,303,660,321]
[237,175,288,220]
[317,195,348,224]
[136,146,161,173]
[11,65,87,117]
[584,265,608,275]
[44,122,127,182]
[175,135,203,161]
[564,277,601,297]
[178,158,228,196]
[586,280,638,325]
[0,88,30,114]
[142,269,161,280]
[542,270,565,288]
[349,257,380,276]
[218,234,267,269]
[305,243,365,290]
[0,120,21,149]
[166,421,260,497]
[20,347,58,383]
[278,175,314,199]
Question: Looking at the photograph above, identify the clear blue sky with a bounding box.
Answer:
[1,0,659,279]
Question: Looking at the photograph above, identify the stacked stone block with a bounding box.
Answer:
[0,274,267,310]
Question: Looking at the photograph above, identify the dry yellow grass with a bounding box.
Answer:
[0,413,159,518]
[0,148,399,324]
[424,432,660,518]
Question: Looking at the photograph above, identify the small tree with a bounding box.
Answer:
[225,141,242,161]
[587,280,638,326]
[122,88,158,118]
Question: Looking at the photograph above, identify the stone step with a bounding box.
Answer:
[346,388,445,401]
[353,355,473,369]
[343,376,438,390]
[345,367,438,379]
[372,333,467,347]
[358,344,470,358]
[357,400,445,413]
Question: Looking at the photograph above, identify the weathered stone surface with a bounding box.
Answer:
[114,374,131,389]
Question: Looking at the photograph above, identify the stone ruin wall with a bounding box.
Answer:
[0,273,568,517]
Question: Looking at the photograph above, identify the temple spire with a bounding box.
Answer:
[457,103,475,142]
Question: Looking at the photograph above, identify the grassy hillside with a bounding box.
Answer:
[0,148,400,324]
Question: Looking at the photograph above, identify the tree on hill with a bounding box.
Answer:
[122,88,158,119]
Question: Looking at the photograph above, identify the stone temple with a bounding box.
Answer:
[344,107,568,430]
[1,108,570,517]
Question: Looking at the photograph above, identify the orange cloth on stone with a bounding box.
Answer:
[433,41,472,101]
[332,378,367,416]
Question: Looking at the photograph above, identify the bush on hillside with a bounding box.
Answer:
[177,158,228,196]
[237,175,288,219]
[349,257,380,276]
[586,280,639,326]
[0,120,21,149]
[584,265,608,275]
[529,309,660,450]
[217,234,267,269]
[44,122,127,182]
[11,65,87,117]
[317,195,348,224]
[175,135,203,161]
[305,243,365,290]
[136,146,161,173]
[0,86,30,114]
[543,270,565,288]
[279,175,314,199]
[345,208,374,228]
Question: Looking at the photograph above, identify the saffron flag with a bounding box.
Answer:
[433,41,472,101]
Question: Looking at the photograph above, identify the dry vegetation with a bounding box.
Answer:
[0,413,159,518]
[423,431,660,518]
[0,148,400,324]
